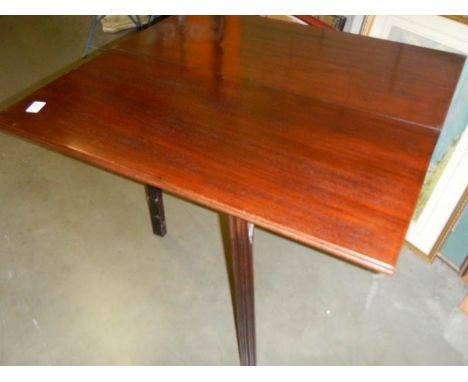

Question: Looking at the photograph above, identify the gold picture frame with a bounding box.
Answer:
[444,15,468,26]
[359,15,375,35]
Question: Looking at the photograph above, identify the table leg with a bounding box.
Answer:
[145,184,167,237]
[228,216,256,366]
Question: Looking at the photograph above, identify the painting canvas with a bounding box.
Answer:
[367,16,468,260]
[439,198,468,270]
[411,62,468,223]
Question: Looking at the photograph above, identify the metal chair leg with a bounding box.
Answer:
[83,15,105,57]
[128,15,143,30]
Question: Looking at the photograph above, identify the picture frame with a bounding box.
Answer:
[359,15,375,35]
[263,15,347,31]
[437,189,468,273]
[365,16,468,262]
[444,15,468,26]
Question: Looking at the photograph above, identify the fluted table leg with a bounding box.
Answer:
[228,215,256,366]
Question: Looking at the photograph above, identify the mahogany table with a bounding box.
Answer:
[0,16,464,365]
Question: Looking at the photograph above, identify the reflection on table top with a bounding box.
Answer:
[0,16,464,274]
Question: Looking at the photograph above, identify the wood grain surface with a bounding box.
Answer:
[114,16,464,129]
[0,16,464,274]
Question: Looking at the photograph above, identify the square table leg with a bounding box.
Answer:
[228,215,256,366]
[145,184,167,237]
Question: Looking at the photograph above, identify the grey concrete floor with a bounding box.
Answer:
[0,16,467,366]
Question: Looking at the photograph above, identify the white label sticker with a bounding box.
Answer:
[25,101,46,113]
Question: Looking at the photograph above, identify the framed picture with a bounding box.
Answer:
[437,190,468,273]
[366,16,468,261]
[263,15,347,31]
[308,16,346,31]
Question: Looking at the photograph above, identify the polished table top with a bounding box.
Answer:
[0,16,464,274]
